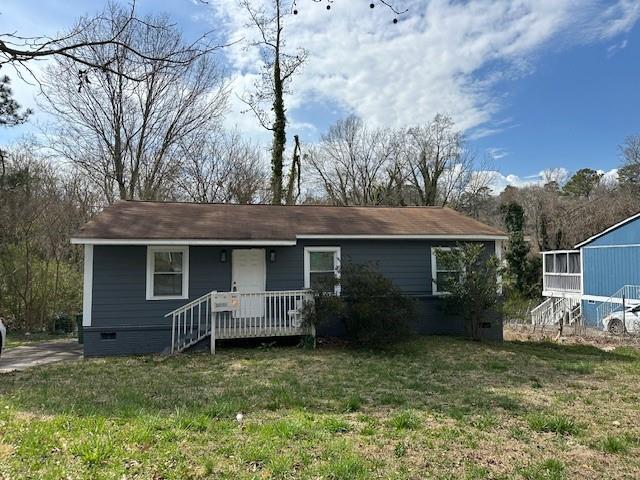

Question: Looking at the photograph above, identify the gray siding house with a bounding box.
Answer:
[72,201,507,356]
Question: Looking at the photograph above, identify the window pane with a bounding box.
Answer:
[436,271,458,291]
[545,255,554,273]
[555,254,567,273]
[437,253,458,271]
[568,253,580,273]
[154,252,183,273]
[310,272,336,292]
[310,252,335,271]
[153,273,183,296]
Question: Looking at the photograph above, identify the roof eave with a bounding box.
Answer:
[574,211,640,249]
[71,234,507,245]
[70,238,297,246]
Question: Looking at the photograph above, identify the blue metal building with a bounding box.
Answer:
[535,212,640,329]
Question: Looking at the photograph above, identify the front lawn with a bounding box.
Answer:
[0,337,639,479]
[5,332,76,348]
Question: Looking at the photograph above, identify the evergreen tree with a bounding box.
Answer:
[501,201,540,298]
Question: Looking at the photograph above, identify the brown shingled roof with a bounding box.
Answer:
[72,201,506,242]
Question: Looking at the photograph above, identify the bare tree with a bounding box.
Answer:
[176,129,268,204]
[41,3,228,203]
[403,114,474,206]
[239,0,308,205]
[291,0,409,22]
[0,0,224,85]
[0,142,90,330]
[308,115,404,205]
[619,135,640,190]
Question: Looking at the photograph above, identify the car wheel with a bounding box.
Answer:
[608,318,625,335]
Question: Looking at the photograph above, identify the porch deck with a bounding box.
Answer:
[166,290,314,354]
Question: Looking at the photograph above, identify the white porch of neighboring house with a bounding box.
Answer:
[542,250,582,298]
[532,250,582,327]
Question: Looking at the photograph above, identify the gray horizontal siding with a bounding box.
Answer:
[87,239,499,355]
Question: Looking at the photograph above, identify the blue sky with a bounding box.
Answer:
[1,0,639,191]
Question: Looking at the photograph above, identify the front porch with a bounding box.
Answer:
[166,289,315,354]
[542,250,581,298]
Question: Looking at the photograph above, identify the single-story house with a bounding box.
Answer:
[535,211,640,331]
[71,201,507,356]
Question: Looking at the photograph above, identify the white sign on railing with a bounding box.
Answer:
[211,292,240,312]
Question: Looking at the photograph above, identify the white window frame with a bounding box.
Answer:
[146,246,189,300]
[304,246,341,295]
[431,246,462,296]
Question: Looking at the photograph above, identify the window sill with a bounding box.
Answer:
[146,295,189,301]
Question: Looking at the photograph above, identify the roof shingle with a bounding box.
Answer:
[72,201,505,241]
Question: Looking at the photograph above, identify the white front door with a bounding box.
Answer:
[232,249,266,318]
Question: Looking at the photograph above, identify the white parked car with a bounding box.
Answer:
[0,319,5,356]
[602,305,640,335]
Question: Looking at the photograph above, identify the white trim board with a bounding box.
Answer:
[542,291,582,300]
[304,246,341,295]
[71,234,507,245]
[542,293,640,304]
[540,249,580,254]
[582,294,640,304]
[582,243,640,249]
[430,246,461,296]
[146,246,190,301]
[71,238,296,246]
[575,211,640,248]
[495,240,504,295]
[82,245,93,327]
[297,234,507,241]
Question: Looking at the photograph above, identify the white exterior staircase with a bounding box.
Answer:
[531,297,581,327]
[165,289,314,354]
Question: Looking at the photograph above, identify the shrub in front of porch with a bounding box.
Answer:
[305,263,414,346]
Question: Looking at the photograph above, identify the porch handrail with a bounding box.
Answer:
[166,289,315,354]
[595,285,640,325]
[531,297,580,326]
[164,290,216,318]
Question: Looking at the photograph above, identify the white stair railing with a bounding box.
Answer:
[595,285,640,326]
[165,291,216,354]
[165,289,315,354]
[531,297,580,327]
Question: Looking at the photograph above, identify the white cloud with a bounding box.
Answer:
[211,0,640,143]
[486,147,509,160]
[487,167,619,194]
[598,168,619,184]
[593,0,640,39]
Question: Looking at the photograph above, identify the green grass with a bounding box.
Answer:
[0,336,639,479]
[520,458,566,480]
[598,434,634,454]
[527,412,582,435]
[5,331,75,348]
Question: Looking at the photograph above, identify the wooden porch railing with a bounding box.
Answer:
[165,289,314,354]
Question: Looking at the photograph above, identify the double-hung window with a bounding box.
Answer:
[146,246,189,300]
[431,247,462,295]
[304,247,341,294]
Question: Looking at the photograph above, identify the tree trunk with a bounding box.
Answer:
[285,135,301,205]
[270,5,285,205]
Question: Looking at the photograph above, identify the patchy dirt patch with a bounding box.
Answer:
[505,323,640,349]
